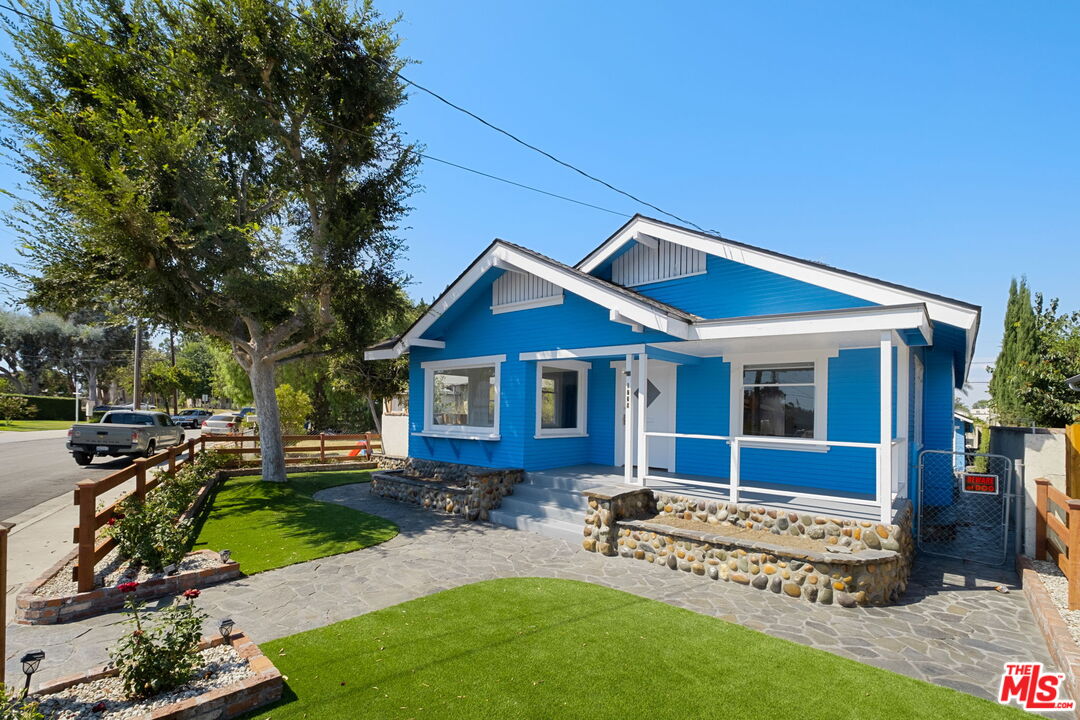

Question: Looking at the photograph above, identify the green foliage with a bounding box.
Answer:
[0,395,36,423]
[110,594,207,699]
[989,279,1080,427]
[973,421,991,472]
[109,452,226,571]
[275,383,313,435]
[0,393,80,420]
[0,684,44,720]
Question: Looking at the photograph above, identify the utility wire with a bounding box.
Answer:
[283,5,710,232]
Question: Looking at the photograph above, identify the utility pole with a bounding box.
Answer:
[132,319,143,410]
[169,327,177,415]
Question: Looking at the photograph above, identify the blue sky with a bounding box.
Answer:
[2,1,1078,401]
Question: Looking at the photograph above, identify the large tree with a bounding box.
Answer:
[2,0,418,480]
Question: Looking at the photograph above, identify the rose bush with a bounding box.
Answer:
[109,585,207,698]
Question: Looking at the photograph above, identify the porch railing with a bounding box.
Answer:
[642,431,893,523]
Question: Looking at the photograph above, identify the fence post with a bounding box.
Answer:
[1036,478,1049,560]
[365,432,374,459]
[187,437,196,461]
[134,459,147,502]
[1068,424,1080,498]
[0,521,11,685]
[168,444,177,473]
[320,433,326,463]
[1069,497,1080,610]
[76,480,97,593]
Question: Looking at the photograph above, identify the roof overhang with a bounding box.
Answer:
[688,303,933,345]
[364,241,693,360]
[579,215,981,379]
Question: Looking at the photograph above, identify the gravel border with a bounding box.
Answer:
[34,644,251,720]
[34,549,222,598]
[1032,559,1080,647]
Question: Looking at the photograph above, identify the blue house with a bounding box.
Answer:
[367,216,981,537]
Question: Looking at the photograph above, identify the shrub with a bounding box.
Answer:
[0,394,82,420]
[110,587,207,698]
[275,384,313,435]
[0,684,44,720]
[0,395,36,424]
[108,451,227,572]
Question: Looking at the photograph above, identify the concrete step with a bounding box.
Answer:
[520,470,609,492]
[497,495,585,525]
[509,483,589,510]
[487,507,583,544]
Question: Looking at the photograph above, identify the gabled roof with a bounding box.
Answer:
[364,239,697,360]
[578,214,981,375]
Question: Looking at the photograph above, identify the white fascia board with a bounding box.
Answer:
[364,347,401,361]
[581,218,979,332]
[420,354,506,370]
[519,344,647,362]
[492,245,690,339]
[690,305,932,343]
[410,339,446,349]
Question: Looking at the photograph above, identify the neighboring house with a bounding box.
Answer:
[367,216,981,536]
[953,411,976,470]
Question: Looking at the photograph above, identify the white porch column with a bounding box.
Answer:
[729,438,740,504]
[895,342,910,497]
[623,353,634,485]
[637,353,649,486]
[878,332,894,524]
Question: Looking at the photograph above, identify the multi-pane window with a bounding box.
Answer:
[742,363,815,438]
[432,366,496,428]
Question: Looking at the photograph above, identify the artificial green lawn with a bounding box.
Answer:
[247,578,1025,720]
[0,419,75,431]
[192,470,398,574]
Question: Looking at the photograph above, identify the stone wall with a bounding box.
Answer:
[369,459,522,521]
[582,484,915,607]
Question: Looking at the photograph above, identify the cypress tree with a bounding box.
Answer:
[989,277,1040,425]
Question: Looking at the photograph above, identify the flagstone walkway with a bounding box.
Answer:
[5,483,1054,703]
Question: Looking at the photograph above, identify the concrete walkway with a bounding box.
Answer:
[5,483,1054,703]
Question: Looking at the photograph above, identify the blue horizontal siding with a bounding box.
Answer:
[627,254,877,319]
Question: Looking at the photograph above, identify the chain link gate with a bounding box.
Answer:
[916,449,1017,566]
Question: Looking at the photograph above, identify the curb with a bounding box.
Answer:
[1017,554,1080,719]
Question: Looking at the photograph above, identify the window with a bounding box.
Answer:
[742,363,815,438]
[421,355,504,439]
[535,361,589,438]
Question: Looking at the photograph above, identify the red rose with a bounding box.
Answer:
[183,588,200,600]
[107,517,117,526]
[117,582,138,593]
[92,701,106,713]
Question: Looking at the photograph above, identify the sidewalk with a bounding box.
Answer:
[0,429,70,444]
[4,482,1056,702]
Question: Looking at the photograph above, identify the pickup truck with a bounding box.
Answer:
[67,411,186,466]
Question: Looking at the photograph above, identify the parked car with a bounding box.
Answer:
[238,406,256,418]
[171,408,213,429]
[67,410,185,466]
[201,413,245,435]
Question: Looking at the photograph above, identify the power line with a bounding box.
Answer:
[283,5,709,231]
[0,2,637,221]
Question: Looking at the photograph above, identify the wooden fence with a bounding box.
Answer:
[70,433,382,594]
[1,521,11,685]
[1068,424,1080,498]
[72,438,206,593]
[201,432,383,463]
[1035,477,1080,609]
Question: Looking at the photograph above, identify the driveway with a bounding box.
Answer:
[4,482,1054,703]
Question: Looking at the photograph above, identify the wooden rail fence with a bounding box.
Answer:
[1035,477,1080,609]
[201,432,383,463]
[71,433,382,594]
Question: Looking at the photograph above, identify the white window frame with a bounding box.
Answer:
[727,349,837,452]
[417,354,505,441]
[534,360,590,439]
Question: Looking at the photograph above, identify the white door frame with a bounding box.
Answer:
[613,356,677,474]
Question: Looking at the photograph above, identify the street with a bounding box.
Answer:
[0,430,197,521]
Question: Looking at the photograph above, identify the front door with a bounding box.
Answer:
[615,359,676,472]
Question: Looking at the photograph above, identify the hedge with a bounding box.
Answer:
[0,394,86,421]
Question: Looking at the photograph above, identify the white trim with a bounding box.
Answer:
[534,360,589,439]
[410,339,446,349]
[421,354,506,370]
[491,296,564,314]
[728,349,836,448]
[636,353,648,484]
[878,332,893,524]
[625,269,706,288]
[579,217,979,332]
[688,304,933,344]
[623,353,634,482]
[521,344,646,362]
[422,355,503,439]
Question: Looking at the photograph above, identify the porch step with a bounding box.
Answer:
[487,470,593,542]
[487,508,584,544]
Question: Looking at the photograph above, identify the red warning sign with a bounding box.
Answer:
[963,473,999,495]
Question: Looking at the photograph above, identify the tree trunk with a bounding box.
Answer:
[248,356,287,482]
[85,366,99,418]
[366,393,381,434]
[132,320,143,409]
